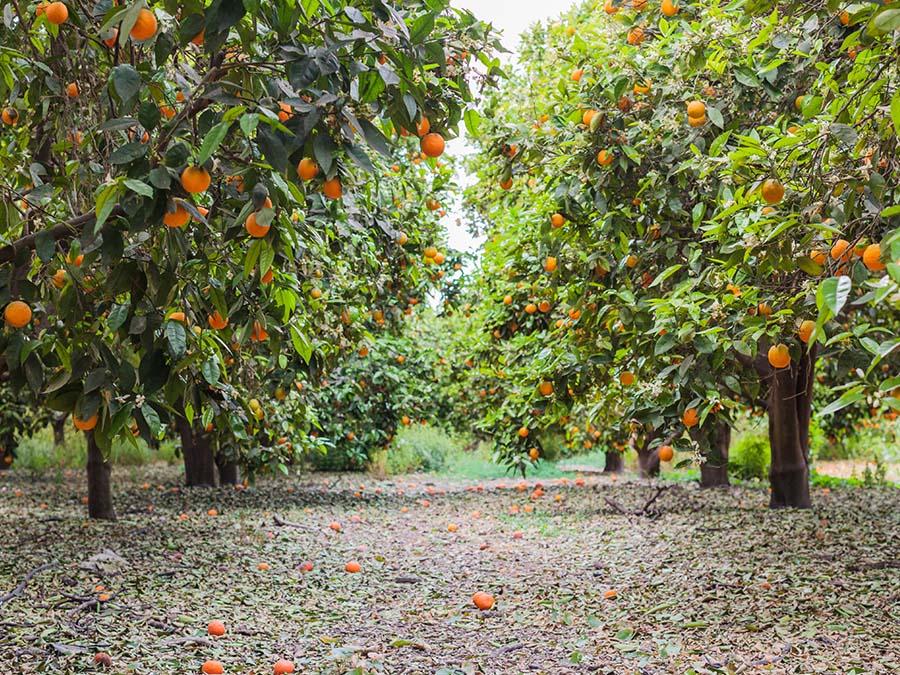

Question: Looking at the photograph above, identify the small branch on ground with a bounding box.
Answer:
[272,513,315,532]
[0,562,57,608]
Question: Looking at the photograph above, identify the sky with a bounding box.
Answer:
[441,0,575,253]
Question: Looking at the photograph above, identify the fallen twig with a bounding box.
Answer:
[160,636,214,648]
[272,513,315,532]
[0,562,57,608]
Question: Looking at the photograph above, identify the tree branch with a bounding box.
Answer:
[0,207,123,265]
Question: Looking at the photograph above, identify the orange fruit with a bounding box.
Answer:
[168,311,186,323]
[1,107,18,125]
[571,68,584,82]
[686,101,705,118]
[810,249,827,266]
[539,381,553,396]
[863,244,885,271]
[201,661,224,675]
[416,117,430,136]
[472,592,494,610]
[798,320,815,344]
[273,660,295,675]
[297,158,319,180]
[207,621,226,636]
[544,256,557,272]
[499,177,513,190]
[688,115,707,128]
[44,1,68,24]
[518,426,529,438]
[245,212,270,238]
[658,444,674,462]
[345,561,361,573]
[73,413,98,431]
[767,343,791,369]
[163,204,190,228]
[130,8,157,41]
[181,166,211,194]
[619,371,635,386]
[682,408,699,428]
[257,562,269,570]
[447,524,458,532]
[581,109,598,126]
[525,303,537,314]
[503,295,513,305]
[421,133,445,158]
[626,27,644,45]
[322,177,342,199]
[604,0,618,14]
[208,312,229,330]
[538,300,551,312]
[66,83,78,98]
[603,589,618,599]
[551,213,565,228]
[261,268,274,285]
[329,521,341,532]
[760,178,785,204]
[626,254,638,268]
[4,300,32,328]
[596,149,614,166]
[51,269,67,288]
[661,0,679,15]
[830,238,852,262]
[191,28,205,45]
[208,509,218,516]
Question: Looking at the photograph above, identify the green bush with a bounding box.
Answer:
[729,433,770,481]
[385,424,455,474]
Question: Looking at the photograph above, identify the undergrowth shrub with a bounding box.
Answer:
[729,433,770,481]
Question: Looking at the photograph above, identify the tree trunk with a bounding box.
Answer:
[52,414,67,446]
[637,448,660,478]
[0,432,13,470]
[767,347,815,508]
[700,423,731,488]
[216,454,239,485]
[176,418,216,487]
[603,450,623,473]
[86,431,116,520]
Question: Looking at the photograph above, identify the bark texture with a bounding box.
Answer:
[176,417,216,487]
[603,450,624,473]
[86,431,116,520]
[699,423,731,488]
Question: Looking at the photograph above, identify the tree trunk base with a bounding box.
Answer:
[638,451,660,478]
[700,463,729,488]
[769,465,811,508]
[216,457,239,485]
[86,432,116,520]
[177,418,217,487]
[603,451,624,473]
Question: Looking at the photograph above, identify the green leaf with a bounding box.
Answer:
[109,142,148,165]
[816,276,852,316]
[111,64,142,102]
[123,178,154,198]
[873,7,900,32]
[107,304,130,331]
[290,325,313,363]
[891,88,900,140]
[165,321,187,359]
[35,230,55,262]
[201,358,220,385]
[817,386,865,417]
[197,121,231,164]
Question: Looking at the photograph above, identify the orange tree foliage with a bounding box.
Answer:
[458,0,900,505]
[0,0,500,479]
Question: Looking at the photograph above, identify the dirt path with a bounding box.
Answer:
[1,468,898,674]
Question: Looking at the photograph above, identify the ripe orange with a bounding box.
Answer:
[208,312,229,330]
[658,444,674,462]
[322,177,342,199]
[682,407,699,428]
[424,246,438,259]
[551,213,565,228]
[73,413,98,431]
[863,244,885,271]
[447,523,458,532]
[472,592,495,610]
[66,83,78,98]
[686,100,705,118]
[688,114,707,128]
[51,269,67,288]
[760,178,785,204]
[810,249,827,266]
[163,204,190,228]
[94,653,112,666]
[603,589,618,599]
[539,381,553,396]
[525,303,537,314]
[503,295,513,305]
[181,166,211,193]
[768,343,790,369]
[329,521,341,532]
[798,320,815,344]
[518,426,529,438]
[297,158,319,180]
[345,561,361,573]
[274,660,295,675]
[416,117,430,136]
[626,27,644,45]
[596,149,614,166]
[201,661,224,675]
[130,8,157,41]
[257,562,270,571]
[604,0,618,14]
[661,0,679,15]
[207,620,226,636]
[830,238,852,262]
[571,68,584,82]
[1,107,18,125]
[191,28,205,45]
[538,300,551,313]
[421,133,445,158]
[581,109,597,126]
[4,300,32,328]
[499,177,513,190]
[44,1,68,24]
[208,509,218,516]
[544,256,557,272]
[626,254,638,268]
[245,212,270,238]
[433,251,446,264]
[529,448,539,461]
[261,268,274,285]
[619,371,635,386]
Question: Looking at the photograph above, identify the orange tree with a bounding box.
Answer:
[0,0,499,517]
[459,0,900,507]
